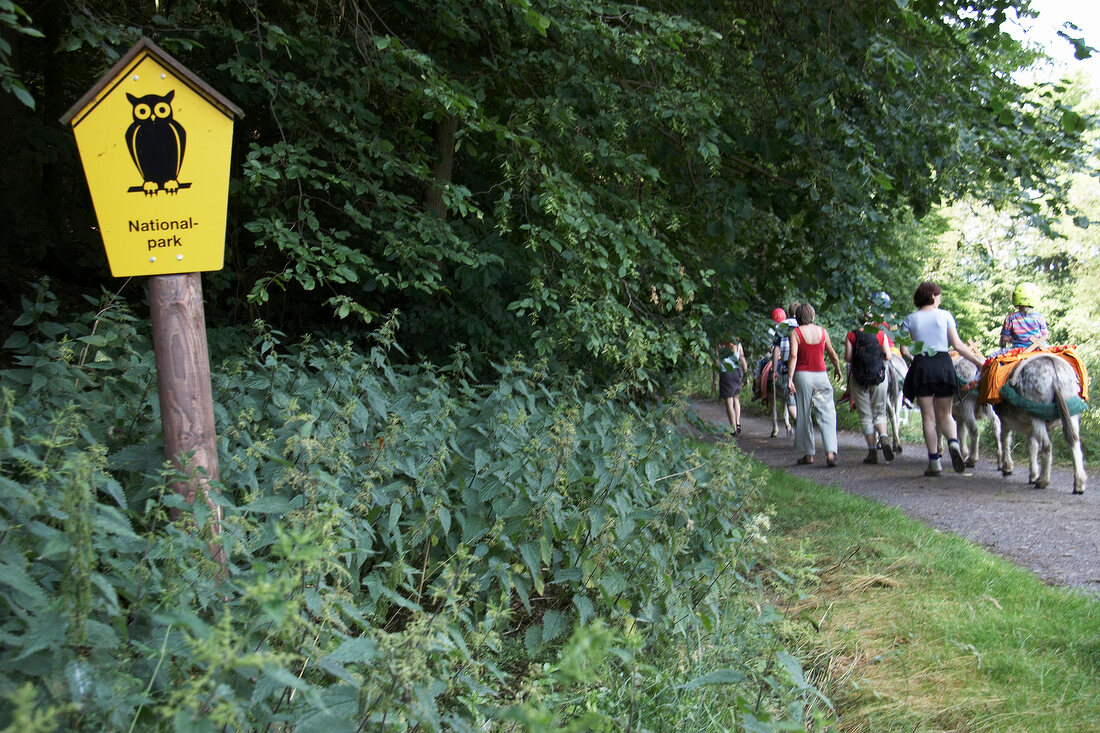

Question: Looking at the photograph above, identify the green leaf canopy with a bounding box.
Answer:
[1,0,1093,387]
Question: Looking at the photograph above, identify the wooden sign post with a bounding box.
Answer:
[146,273,224,558]
[61,38,243,561]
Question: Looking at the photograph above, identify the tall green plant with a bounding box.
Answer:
[0,293,829,731]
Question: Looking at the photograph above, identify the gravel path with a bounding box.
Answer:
[692,399,1100,594]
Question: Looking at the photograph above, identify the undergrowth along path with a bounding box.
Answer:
[693,399,1100,595]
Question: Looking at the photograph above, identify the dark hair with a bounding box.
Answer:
[795,303,816,325]
[913,281,941,308]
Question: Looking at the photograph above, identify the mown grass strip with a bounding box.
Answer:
[753,462,1100,732]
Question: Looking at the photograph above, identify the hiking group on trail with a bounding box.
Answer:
[725,281,1090,491]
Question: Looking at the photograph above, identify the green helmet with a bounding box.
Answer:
[1012,282,1038,308]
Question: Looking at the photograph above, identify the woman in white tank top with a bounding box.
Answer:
[899,282,985,476]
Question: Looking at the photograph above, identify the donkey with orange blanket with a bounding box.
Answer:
[979,346,1089,494]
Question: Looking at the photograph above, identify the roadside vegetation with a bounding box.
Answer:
[758,465,1100,732]
[0,292,830,731]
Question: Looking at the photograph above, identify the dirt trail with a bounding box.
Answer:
[692,399,1100,594]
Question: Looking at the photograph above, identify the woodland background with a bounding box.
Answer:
[2,0,1097,377]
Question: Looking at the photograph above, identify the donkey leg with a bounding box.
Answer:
[956,407,974,466]
[986,406,1003,468]
[999,428,1014,476]
[965,431,979,466]
[1035,426,1053,489]
[1026,426,1043,486]
[967,409,981,467]
[886,395,902,455]
[893,410,903,455]
[1068,416,1087,494]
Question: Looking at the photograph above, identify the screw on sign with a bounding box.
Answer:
[61,38,243,568]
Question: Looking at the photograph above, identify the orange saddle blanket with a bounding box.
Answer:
[977,345,1090,405]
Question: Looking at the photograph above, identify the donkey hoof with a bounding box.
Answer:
[894,443,903,455]
[965,458,977,468]
[1073,487,1084,495]
[770,429,778,438]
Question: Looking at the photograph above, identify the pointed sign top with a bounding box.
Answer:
[60,36,244,127]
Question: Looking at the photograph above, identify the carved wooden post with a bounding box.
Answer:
[148,273,224,564]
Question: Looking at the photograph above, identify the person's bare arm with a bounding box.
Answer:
[787,333,800,394]
[823,330,843,380]
[948,327,984,367]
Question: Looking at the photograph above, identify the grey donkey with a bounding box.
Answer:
[951,356,1002,469]
[992,353,1087,494]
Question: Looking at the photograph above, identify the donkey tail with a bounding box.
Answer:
[1054,381,1080,444]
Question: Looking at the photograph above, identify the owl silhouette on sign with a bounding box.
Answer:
[125,90,188,195]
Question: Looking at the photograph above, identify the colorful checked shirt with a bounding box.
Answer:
[1001,310,1049,349]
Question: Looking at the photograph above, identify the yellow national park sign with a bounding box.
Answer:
[61,38,243,277]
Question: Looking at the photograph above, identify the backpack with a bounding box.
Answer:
[851,330,886,386]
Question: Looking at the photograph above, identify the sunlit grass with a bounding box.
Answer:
[755,464,1100,732]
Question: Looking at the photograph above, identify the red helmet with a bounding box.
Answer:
[770,307,786,323]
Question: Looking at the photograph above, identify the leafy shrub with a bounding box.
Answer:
[0,286,828,731]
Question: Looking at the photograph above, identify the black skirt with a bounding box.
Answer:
[719,369,744,398]
[903,351,957,400]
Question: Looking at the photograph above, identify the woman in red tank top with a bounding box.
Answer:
[787,303,844,466]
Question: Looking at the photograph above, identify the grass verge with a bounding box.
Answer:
[754,462,1100,732]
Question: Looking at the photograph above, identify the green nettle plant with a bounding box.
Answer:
[0,288,830,731]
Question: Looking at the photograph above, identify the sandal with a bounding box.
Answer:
[826,457,838,468]
[796,456,814,465]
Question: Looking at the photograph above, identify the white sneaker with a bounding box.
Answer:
[924,457,943,476]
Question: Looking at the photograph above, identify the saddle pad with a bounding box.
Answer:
[1000,383,1089,419]
[978,345,1090,405]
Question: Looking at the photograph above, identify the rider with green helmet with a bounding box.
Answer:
[1000,282,1049,350]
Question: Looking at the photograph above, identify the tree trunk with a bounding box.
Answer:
[423,113,458,219]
